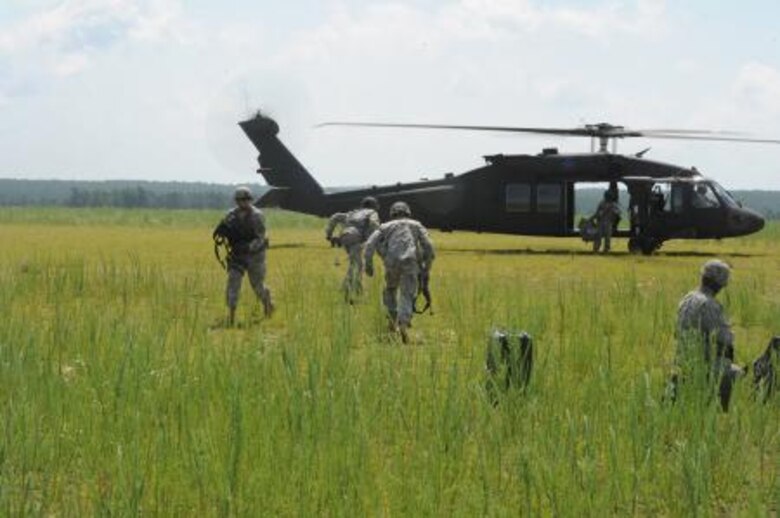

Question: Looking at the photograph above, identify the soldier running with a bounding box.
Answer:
[591,190,621,253]
[325,197,381,302]
[364,201,435,343]
[670,259,743,410]
[213,186,274,326]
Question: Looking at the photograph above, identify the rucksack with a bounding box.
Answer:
[345,209,374,241]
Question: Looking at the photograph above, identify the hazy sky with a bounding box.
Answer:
[1,0,779,188]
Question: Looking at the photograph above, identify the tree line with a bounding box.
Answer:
[65,186,229,209]
[0,179,266,210]
[1,178,780,218]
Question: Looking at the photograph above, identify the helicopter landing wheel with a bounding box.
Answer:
[628,236,663,255]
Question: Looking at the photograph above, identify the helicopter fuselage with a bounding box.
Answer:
[239,113,765,254]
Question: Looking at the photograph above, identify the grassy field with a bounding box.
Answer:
[1,207,778,515]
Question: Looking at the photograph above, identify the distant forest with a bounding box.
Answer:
[0,179,257,210]
[1,178,780,219]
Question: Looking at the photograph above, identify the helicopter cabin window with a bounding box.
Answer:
[692,183,720,209]
[536,183,562,213]
[650,184,670,212]
[505,183,531,212]
[671,184,685,213]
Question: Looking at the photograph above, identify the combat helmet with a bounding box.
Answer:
[234,186,253,201]
[390,201,411,218]
[361,196,379,210]
[701,259,730,288]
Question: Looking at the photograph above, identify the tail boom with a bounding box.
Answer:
[239,112,326,215]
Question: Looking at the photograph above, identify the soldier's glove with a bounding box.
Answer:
[365,263,374,277]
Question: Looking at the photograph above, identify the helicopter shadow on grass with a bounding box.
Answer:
[441,247,760,258]
[656,250,758,258]
[268,243,307,250]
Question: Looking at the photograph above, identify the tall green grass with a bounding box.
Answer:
[0,209,778,514]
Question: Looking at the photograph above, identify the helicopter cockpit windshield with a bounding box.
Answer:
[691,182,719,209]
[709,181,741,209]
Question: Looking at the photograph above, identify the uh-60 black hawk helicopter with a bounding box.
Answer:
[239,112,776,254]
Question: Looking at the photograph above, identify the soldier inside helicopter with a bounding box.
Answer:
[627,176,762,253]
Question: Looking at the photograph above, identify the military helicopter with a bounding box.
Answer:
[239,112,775,254]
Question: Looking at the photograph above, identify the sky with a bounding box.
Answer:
[0,0,779,189]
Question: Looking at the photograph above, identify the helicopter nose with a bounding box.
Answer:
[728,208,764,236]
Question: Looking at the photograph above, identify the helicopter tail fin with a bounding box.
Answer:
[239,112,325,213]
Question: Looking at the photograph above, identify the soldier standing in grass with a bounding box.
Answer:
[213,186,274,326]
[591,190,621,253]
[325,197,381,303]
[364,201,435,343]
[670,259,743,410]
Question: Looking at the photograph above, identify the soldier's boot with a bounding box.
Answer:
[351,275,363,300]
[387,313,398,333]
[341,278,351,303]
[261,289,275,318]
[398,322,410,344]
[719,374,734,412]
[227,306,237,327]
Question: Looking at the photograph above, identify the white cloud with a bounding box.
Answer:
[1,0,777,189]
[52,51,89,76]
[281,0,667,67]
[457,0,667,39]
[688,62,780,131]
[0,0,189,98]
[733,62,780,114]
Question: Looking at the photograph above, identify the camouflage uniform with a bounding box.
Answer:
[364,202,435,341]
[213,193,273,323]
[325,206,380,300]
[592,196,621,253]
[672,259,742,410]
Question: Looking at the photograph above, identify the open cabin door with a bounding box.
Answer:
[641,181,689,237]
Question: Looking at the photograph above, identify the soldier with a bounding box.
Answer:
[671,259,743,410]
[591,190,621,253]
[325,197,381,302]
[213,186,274,326]
[364,201,435,343]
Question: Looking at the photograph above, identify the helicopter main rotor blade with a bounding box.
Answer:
[638,129,747,136]
[317,121,780,144]
[317,121,595,137]
[636,133,780,145]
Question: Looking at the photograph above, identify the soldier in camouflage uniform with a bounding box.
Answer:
[213,186,274,326]
[592,190,621,253]
[364,201,435,343]
[325,197,381,302]
[671,259,743,410]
